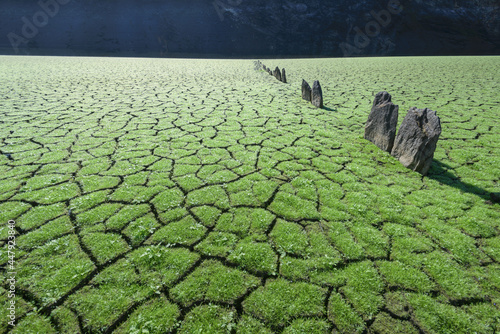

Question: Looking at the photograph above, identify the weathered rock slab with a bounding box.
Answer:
[391,107,442,175]
[274,67,282,82]
[311,80,323,108]
[302,80,312,102]
[364,91,399,152]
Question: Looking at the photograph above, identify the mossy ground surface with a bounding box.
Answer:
[0,55,499,333]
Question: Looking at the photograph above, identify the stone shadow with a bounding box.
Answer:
[427,160,497,203]
[323,106,337,112]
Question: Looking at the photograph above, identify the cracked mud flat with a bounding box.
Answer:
[0,55,499,333]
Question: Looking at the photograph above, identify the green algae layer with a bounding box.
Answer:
[0,55,499,333]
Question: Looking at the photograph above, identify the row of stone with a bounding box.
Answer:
[255,60,287,83]
[254,61,324,109]
[364,91,442,175]
[253,62,439,176]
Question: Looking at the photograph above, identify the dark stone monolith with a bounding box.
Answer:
[391,107,442,175]
[364,91,399,152]
[281,68,287,83]
[311,80,323,108]
[302,80,312,101]
[274,67,281,81]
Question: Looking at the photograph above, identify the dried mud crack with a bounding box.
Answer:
[0,56,499,333]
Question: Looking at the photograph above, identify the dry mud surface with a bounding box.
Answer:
[0,56,499,333]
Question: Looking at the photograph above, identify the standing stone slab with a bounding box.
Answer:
[391,107,442,175]
[274,67,282,81]
[302,80,312,102]
[281,68,287,83]
[364,91,399,152]
[311,80,323,108]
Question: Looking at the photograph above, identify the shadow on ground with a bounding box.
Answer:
[427,160,496,203]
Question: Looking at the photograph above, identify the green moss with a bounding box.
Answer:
[228,240,278,275]
[283,318,330,333]
[186,185,230,209]
[377,260,435,292]
[350,223,389,259]
[328,292,365,333]
[115,296,180,334]
[16,216,73,249]
[76,203,123,226]
[16,202,66,230]
[148,172,176,188]
[67,259,152,332]
[327,221,364,260]
[341,261,384,320]
[408,293,480,334]
[419,219,484,265]
[77,158,111,175]
[216,208,275,237]
[3,55,500,334]
[391,236,435,266]
[171,260,260,306]
[70,190,111,214]
[81,232,130,264]
[422,251,482,300]
[269,191,320,221]
[449,216,496,238]
[77,175,120,193]
[149,215,206,246]
[179,304,235,334]
[51,306,81,334]
[122,214,160,246]
[13,182,80,204]
[462,302,500,333]
[236,315,273,334]
[481,237,500,262]
[370,312,419,334]
[158,207,189,224]
[105,204,151,230]
[110,185,164,203]
[244,279,326,327]
[191,205,222,227]
[20,174,72,192]
[148,158,173,172]
[175,174,205,191]
[101,160,145,176]
[270,220,309,255]
[11,312,56,334]
[151,188,185,212]
[384,291,411,318]
[17,235,95,306]
[253,180,280,203]
[128,245,199,287]
[38,163,79,175]
[195,232,239,257]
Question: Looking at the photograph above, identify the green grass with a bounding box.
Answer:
[0,55,499,333]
